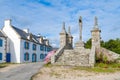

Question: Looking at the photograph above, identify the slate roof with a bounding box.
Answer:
[12,26,50,45]
[12,26,29,39]
[10,26,52,47]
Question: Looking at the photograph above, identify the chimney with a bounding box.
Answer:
[4,19,11,27]
[46,40,49,46]
[39,37,43,44]
[23,28,29,33]
[27,33,32,40]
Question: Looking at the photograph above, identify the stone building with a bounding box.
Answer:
[51,16,120,67]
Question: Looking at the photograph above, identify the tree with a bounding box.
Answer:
[85,38,120,54]
[103,38,120,54]
[84,38,91,49]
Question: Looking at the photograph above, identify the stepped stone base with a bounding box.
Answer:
[55,47,91,67]
[75,41,84,47]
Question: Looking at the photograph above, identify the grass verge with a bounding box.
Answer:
[0,63,12,68]
[44,62,52,67]
[73,62,120,73]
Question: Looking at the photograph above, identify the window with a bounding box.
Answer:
[44,46,46,51]
[40,45,44,51]
[0,53,2,60]
[24,52,29,61]
[47,47,50,52]
[0,39,3,47]
[33,44,36,50]
[47,47,52,52]
[32,53,37,62]
[40,54,44,59]
[24,42,29,49]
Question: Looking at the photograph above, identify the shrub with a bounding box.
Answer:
[103,55,108,63]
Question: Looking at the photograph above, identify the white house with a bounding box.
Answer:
[1,19,52,63]
[0,30,7,63]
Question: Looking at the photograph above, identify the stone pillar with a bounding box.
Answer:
[91,17,101,49]
[68,26,73,49]
[79,16,82,41]
[89,46,96,67]
[75,16,84,48]
[68,26,71,35]
[91,16,101,59]
[60,22,67,47]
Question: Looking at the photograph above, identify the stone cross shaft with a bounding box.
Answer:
[95,16,98,26]
[79,16,82,41]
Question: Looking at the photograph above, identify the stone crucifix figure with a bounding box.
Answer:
[79,16,82,41]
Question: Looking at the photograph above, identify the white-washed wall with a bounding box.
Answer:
[2,24,21,63]
[20,39,49,63]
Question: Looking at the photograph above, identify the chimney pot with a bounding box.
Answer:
[4,19,11,27]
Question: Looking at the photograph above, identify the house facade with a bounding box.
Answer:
[0,19,52,63]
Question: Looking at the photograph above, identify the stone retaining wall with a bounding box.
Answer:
[100,47,120,62]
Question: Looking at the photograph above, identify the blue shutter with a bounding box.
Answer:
[47,47,49,52]
[0,53,2,60]
[24,53,29,61]
[47,47,48,52]
[28,53,29,60]
[24,42,29,49]
[40,45,43,51]
[24,53,26,61]
[0,39,3,47]
[45,46,47,51]
[33,44,36,50]
[35,45,36,50]
[43,46,45,51]
[24,42,26,49]
[42,46,43,51]
[40,54,44,59]
[32,44,34,50]
[44,46,46,51]
[40,45,44,51]
[40,45,41,50]
[28,43,29,49]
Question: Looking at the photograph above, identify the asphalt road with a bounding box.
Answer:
[0,62,44,80]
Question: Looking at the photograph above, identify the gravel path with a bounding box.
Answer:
[33,66,120,80]
[0,62,44,80]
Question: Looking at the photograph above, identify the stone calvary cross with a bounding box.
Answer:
[79,16,82,41]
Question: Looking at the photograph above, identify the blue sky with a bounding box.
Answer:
[0,0,120,47]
